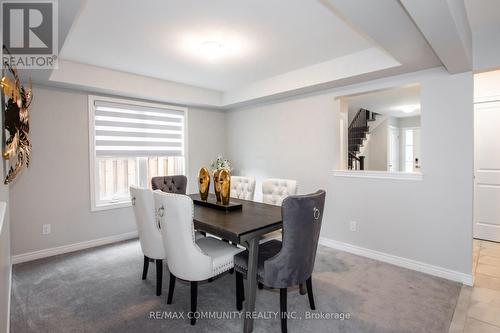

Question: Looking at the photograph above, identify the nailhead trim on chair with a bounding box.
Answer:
[213,261,235,276]
[234,262,265,283]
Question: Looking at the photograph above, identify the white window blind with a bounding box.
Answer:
[89,96,187,211]
[93,100,185,157]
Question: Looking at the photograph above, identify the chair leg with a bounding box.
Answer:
[280,288,287,333]
[142,256,149,280]
[156,259,163,296]
[306,276,316,310]
[167,273,176,304]
[190,281,198,325]
[258,282,264,290]
[236,272,244,311]
[299,283,307,295]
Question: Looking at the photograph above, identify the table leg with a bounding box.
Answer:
[243,237,259,333]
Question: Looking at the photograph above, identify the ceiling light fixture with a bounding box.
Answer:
[398,104,420,114]
[200,41,224,59]
[179,32,250,62]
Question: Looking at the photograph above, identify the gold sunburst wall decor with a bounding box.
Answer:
[1,46,33,184]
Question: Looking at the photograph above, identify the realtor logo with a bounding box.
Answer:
[1,0,58,69]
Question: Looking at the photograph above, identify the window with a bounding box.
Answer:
[403,128,414,172]
[89,96,187,210]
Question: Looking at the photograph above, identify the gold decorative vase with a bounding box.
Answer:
[198,167,210,201]
[213,169,222,203]
[219,169,231,206]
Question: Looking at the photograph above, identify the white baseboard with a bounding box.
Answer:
[11,231,138,265]
[10,233,473,285]
[319,237,473,286]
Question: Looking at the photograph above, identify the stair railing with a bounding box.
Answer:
[348,108,370,130]
[348,108,371,170]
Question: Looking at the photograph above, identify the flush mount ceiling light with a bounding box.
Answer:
[200,41,224,59]
[180,32,250,62]
[396,104,420,114]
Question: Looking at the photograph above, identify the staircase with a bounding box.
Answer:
[348,108,379,170]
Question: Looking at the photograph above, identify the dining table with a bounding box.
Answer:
[189,193,283,333]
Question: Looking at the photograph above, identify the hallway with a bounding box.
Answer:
[450,240,500,332]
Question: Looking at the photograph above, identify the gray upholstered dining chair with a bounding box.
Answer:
[151,175,187,194]
[234,190,326,333]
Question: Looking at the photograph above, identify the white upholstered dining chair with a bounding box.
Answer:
[230,176,256,200]
[154,191,243,326]
[262,178,298,205]
[260,178,299,249]
[130,186,166,296]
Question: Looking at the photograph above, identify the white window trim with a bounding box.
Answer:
[332,169,423,181]
[88,95,189,211]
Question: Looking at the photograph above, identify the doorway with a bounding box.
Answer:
[474,100,500,242]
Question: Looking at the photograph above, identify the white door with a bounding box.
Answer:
[388,126,400,171]
[474,101,500,242]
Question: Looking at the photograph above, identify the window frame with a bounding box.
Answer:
[402,127,414,173]
[88,95,189,211]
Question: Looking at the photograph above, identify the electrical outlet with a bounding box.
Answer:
[42,224,51,235]
[349,221,357,232]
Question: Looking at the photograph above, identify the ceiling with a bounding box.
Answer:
[463,0,500,71]
[60,0,373,91]
[43,0,488,107]
[464,0,500,34]
[344,85,421,118]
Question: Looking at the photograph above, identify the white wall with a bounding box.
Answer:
[9,86,225,256]
[226,68,473,276]
[364,119,388,171]
[474,69,500,102]
[186,108,226,194]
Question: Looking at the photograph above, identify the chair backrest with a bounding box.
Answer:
[230,176,256,200]
[151,175,187,194]
[263,190,326,288]
[130,186,165,259]
[262,178,298,205]
[153,192,212,281]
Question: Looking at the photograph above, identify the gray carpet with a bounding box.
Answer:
[11,239,460,333]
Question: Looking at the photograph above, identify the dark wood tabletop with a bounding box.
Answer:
[189,193,282,244]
